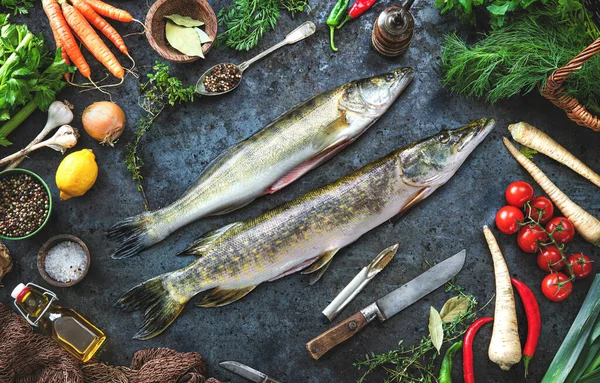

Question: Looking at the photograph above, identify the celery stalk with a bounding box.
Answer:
[0,100,37,146]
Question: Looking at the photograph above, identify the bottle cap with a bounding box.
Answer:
[11,283,27,300]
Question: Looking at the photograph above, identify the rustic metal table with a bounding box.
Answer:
[2,1,600,382]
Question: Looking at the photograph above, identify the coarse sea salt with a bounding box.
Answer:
[44,241,87,283]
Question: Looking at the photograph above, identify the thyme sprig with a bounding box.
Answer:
[126,62,195,210]
[355,283,480,383]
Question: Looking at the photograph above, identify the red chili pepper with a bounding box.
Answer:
[338,0,377,28]
[511,277,541,377]
[463,317,493,383]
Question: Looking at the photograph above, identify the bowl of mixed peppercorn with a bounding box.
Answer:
[0,169,52,240]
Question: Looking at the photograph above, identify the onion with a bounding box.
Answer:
[82,101,126,146]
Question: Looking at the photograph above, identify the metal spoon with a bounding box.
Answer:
[195,21,316,96]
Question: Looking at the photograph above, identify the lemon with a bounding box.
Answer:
[56,149,98,200]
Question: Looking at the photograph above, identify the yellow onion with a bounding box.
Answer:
[82,101,126,146]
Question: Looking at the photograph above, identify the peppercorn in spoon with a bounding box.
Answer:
[195,21,316,96]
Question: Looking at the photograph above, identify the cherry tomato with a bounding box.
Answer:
[495,206,525,234]
[541,272,572,302]
[537,245,565,272]
[506,181,534,208]
[546,217,575,244]
[525,196,554,224]
[517,224,549,253]
[568,253,593,280]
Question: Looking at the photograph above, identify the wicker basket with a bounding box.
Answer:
[540,1,600,131]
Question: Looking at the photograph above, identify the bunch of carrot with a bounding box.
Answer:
[42,0,136,82]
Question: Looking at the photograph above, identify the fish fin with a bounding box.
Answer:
[107,212,162,259]
[197,286,256,308]
[308,258,335,285]
[114,275,187,340]
[301,249,340,275]
[267,256,320,282]
[177,222,244,256]
[391,188,431,225]
[264,137,352,195]
[311,113,350,151]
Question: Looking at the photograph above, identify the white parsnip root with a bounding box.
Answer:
[509,122,600,188]
[504,137,600,245]
[483,225,522,371]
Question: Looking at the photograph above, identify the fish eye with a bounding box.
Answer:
[438,132,450,143]
[385,73,395,81]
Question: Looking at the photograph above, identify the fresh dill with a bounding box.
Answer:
[355,282,480,383]
[441,2,600,110]
[217,0,309,51]
[126,62,195,210]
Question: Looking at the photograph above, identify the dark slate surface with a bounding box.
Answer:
[1,1,599,382]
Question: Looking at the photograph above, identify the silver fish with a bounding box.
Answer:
[115,118,495,339]
[108,68,415,258]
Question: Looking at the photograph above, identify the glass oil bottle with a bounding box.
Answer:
[12,282,106,362]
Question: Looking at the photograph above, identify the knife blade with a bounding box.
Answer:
[219,361,282,383]
[306,249,466,360]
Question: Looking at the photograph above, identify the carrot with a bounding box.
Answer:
[509,122,600,189]
[504,137,600,245]
[59,0,124,79]
[50,25,71,81]
[42,0,91,78]
[70,0,128,56]
[483,225,522,371]
[82,0,132,22]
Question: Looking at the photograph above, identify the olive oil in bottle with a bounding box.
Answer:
[12,283,106,362]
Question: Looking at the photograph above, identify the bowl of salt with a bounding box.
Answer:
[38,234,91,287]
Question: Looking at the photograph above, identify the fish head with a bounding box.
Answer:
[340,67,415,117]
[399,118,495,187]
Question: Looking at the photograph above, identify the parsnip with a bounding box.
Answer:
[509,122,600,188]
[504,137,600,245]
[483,225,522,371]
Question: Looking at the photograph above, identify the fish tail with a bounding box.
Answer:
[107,211,164,259]
[114,275,187,340]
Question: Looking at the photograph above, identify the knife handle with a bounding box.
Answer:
[306,311,369,360]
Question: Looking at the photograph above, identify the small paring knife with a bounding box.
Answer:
[306,249,466,360]
[220,361,282,383]
[322,243,398,321]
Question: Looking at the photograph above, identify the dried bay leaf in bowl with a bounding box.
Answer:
[164,14,204,27]
[0,241,12,285]
[165,20,205,58]
[195,27,212,44]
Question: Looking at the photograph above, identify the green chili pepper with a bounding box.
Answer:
[326,0,349,52]
[438,340,463,383]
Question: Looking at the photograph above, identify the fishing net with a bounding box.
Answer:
[0,304,223,383]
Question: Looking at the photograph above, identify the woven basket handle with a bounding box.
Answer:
[541,37,600,132]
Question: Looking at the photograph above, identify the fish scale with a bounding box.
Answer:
[115,118,495,340]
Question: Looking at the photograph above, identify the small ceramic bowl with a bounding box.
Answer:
[0,168,52,241]
[37,234,91,287]
[145,0,218,63]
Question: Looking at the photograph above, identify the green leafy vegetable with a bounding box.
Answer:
[0,14,72,146]
[1,0,34,15]
[126,62,195,209]
[217,0,309,51]
[441,3,600,110]
[429,307,444,354]
[355,283,479,383]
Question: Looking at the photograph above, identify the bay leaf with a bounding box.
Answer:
[428,306,444,354]
[194,27,212,44]
[165,21,204,58]
[164,14,204,27]
[440,296,470,323]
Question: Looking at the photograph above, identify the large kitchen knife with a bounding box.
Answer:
[306,249,466,360]
[220,361,282,383]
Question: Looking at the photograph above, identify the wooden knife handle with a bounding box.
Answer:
[306,311,369,360]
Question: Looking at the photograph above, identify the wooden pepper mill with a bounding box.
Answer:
[371,0,415,57]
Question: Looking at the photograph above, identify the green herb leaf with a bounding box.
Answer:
[429,306,444,354]
[440,296,470,323]
[519,146,538,159]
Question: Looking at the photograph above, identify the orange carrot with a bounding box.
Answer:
[60,0,124,78]
[82,0,132,22]
[42,0,90,78]
[70,0,129,55]
[49,25,71,81]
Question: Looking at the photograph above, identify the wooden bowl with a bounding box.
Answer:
[145,0,217,63]
[37,234,91,288]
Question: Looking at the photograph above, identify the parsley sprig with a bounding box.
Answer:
[1,0,34,15]
[126,62,195,209]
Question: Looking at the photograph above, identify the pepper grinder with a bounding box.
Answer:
[371,0,415,57]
